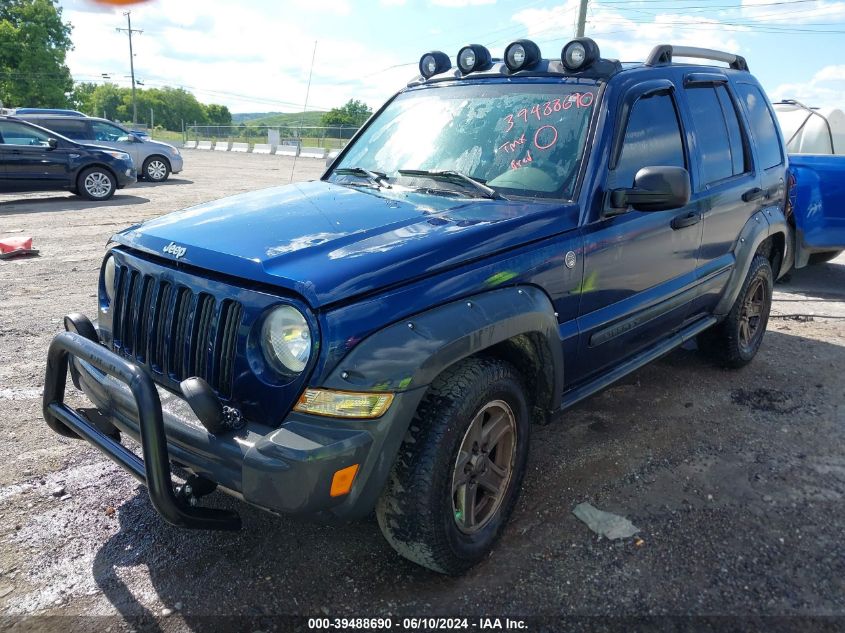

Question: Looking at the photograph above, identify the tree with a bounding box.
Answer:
[88,83,124,121]
[69,81,96,114]
[321,99,372,127]
[0,0,73,108]
[206,103,232,126]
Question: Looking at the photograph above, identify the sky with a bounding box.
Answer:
[58,0,845,115]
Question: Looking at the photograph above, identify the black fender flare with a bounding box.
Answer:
[714,206,787,317]
[322,285,564,408]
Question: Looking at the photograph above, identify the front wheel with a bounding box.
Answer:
[143,156,170,182]
[699,254,773,368]
[76,167,116,201]
[376,357,530,575]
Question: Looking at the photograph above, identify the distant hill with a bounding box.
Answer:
[231,111,327,127]
[231,112,281,124]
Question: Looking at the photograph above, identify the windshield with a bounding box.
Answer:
[331,82,598,199]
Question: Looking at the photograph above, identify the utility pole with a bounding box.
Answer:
[576,0,589,37]
[116,11,142,124]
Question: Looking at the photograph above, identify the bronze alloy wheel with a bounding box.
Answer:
[739,277,767,349]
[451,399,517,534]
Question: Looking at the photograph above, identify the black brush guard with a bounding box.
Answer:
[43,330,241,531]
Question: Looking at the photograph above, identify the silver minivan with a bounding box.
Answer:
[19,115,183,182]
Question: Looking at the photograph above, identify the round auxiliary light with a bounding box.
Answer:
[419,50,451,79]
[457,44,492,74]
[562,37,600,72]
[504,39,541,72]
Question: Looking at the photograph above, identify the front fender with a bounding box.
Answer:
[322,285,564,406]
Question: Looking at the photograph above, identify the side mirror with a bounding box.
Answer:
[47,138,59,150]
[325,150,340,169]
[609,166,691,213]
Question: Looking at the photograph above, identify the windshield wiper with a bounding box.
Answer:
[334,167,391,188]
[397,169,503,200]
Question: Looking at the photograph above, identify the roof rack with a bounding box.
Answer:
[645,45,748,71]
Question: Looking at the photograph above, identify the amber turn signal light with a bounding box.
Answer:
[330,464,359,497]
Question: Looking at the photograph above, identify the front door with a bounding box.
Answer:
[0,121,72,191]
[571,85,703,386]
[89,120,141,164]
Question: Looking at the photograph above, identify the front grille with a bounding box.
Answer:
[112,266,243,399]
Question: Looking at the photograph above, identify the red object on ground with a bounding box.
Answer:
[0,236,39,259]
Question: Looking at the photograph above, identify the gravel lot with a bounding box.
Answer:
[1,150,843,629]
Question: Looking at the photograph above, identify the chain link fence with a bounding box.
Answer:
[184,124,360,150]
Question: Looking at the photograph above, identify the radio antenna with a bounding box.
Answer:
[290,40,318,183]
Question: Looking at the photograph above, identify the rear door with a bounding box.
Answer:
[678,75,760,315]
[0,120,72,189]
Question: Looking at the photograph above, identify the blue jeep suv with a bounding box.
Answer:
[44,39,789,573]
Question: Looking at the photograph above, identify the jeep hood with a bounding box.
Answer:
[112,180,579,307]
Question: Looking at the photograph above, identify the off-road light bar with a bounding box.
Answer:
[504,39,541,72]
[457,44,492,74]
[419,51,451,79]
[562,37,601,72]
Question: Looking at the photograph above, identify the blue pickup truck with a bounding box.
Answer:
[44,39,792,574]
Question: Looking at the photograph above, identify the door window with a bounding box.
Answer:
[44,118,88,141]
[0,121,52,146]
[91,121,131,142]
[736,84,783,170]
[686,85,748,184]
[613,93,685,189]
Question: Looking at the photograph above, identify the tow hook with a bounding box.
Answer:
[175,475,217,508]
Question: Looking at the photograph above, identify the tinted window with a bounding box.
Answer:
[686,86,733,184]
[0,121,51,146]
[614,93,685,189]
[686,85,748,184]
[43,118,88,140]
[715,85,748,175]
[91,121,130,142]
[737,84,783,169]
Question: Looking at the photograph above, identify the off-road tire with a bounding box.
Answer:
[699,254,773,368]
[376,357,530,575]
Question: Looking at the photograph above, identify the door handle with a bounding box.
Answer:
[742,187,764,202]
[671,211,701,230]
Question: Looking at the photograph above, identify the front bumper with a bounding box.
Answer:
[115,164,137,188]
[43,321,426,529]
[170,154,183,174]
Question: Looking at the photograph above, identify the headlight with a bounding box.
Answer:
[103,150,130,161]
[171,147,181,157]
[261,306,312,375]
[102,254,116,303]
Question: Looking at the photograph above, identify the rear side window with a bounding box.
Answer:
[614,93,685,189]
[685,84,748,184]
[737,84,783,169]
[43,119,89,140]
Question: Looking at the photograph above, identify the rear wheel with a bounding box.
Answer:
[76,167,116,201]
[699,255,773,368]
[143,156,170,182]
[376,357,529,574]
